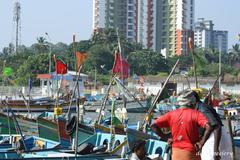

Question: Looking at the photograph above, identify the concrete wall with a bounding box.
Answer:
[131,82,240,95]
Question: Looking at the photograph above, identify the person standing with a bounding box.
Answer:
[169,91,178,110]
[151,90,212,160]
[191,89,232,160]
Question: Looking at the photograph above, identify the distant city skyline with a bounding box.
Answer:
[0,0,239,50]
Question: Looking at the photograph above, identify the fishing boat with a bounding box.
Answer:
[0,110,72,148]
[0,149,122,159]
[0,98,78,113]
[0,130,127,159]
[0,134,61,151]
[37,112,71,148]
[125,128,171,159]
[0,112,37,135]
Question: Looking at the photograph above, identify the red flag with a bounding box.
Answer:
[56,60,67,74]
[122,60,129,79]
[112,53,121,73]
[112,53,129,79]
[75,51,88,70]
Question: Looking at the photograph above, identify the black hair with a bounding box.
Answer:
[191,90,200,102]
[131,140,146,152]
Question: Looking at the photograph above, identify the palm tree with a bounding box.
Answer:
[228,44,240,66]
[204,48,219,63]
[35,36,48,54]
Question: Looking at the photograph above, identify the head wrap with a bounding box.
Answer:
[177,90,196,107]
[192,88,203,99]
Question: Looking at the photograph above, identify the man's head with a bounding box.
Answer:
[131,139,147,159]
[177,90,197,108]
[192,88,204,102]
[191,90,201,102]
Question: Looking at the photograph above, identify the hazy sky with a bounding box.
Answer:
[0,0,239,50]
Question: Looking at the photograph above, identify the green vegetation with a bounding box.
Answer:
[0,29,239,85]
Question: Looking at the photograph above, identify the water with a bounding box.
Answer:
[85,112,146,125]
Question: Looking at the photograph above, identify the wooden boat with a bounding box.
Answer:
[37,112,71,148]
[0,111,71,149]
[126,128,171,159]
[0,112,37,135]
[0,132,127,159]
[0,134,60,151]
[0,98,78,112]
[0,149,122,159]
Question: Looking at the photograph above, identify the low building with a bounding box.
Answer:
[36,71,88,97]
[128,75,240,95]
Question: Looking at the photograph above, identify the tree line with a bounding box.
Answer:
[0,28,240,85]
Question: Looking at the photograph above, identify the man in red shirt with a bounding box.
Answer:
[151,90,212,160]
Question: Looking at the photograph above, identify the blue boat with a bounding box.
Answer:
[0,135,60,151]
[126,128,171,159]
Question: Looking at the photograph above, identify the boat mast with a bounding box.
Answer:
[141,59,180,130]
[218,35,222,94]
[116,28,127,109]
[45,32,52,97]
[188,37,198,88]
[10,108,27,151]
[94,66,97,90]
[73,34,80,157]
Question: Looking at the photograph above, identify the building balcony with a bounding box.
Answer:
[95,0,99,5]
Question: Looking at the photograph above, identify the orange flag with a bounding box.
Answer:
[188,37,193,53]
[76,51,88,69]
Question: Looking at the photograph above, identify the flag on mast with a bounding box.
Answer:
[188,37,193,53]
[75,51,88,70]
[112,52,129,79]
[56,60,67,74]
[3,67,13,76]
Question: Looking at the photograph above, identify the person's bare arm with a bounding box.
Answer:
[195,123,212,150]
[213,125,222,160]
[150,124,168,141]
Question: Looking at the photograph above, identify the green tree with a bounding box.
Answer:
[128,49,168,75]
[83,44,113,73]
[228,44,240,66]
[32,36,48,54]
[15,54,49,85]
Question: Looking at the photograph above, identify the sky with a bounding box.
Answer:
[0,0,239,50]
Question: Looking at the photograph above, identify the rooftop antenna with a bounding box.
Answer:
[13,1,21,54]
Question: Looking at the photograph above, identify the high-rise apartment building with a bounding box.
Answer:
[212,30,228,53]
[93,0,195,56]
[93,0,106,29]
[194,18,214,49]
[194,18,228,53]
[93,0,156,47]
[93,0,137,42]
[136,0,159,50]
[159,0,195,56]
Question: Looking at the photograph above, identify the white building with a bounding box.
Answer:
[37,71,88,97]
[194,18,214,49]
[93,0,106,29]
[175,0,195,55]
[194,18,228,53]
